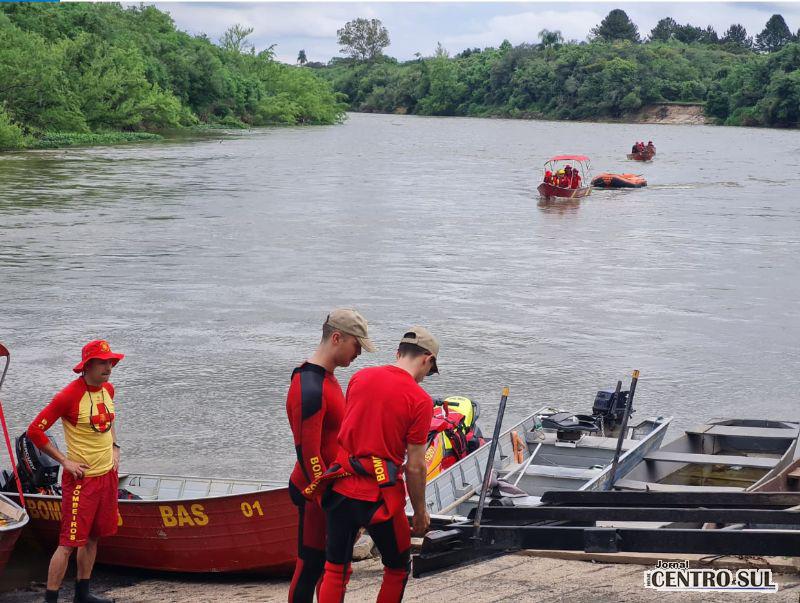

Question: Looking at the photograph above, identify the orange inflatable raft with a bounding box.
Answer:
[591,173,647,189]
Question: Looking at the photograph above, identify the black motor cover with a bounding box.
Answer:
[16,432,60,488]
[592,389,630,430]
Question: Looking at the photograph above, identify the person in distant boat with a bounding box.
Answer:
[570,168,582,189]
[631,142,639,153]
[556,169,567,187]
[646,140,655,153]
[27,340,124,603]
[314,327,439,603]
[564,165,573,187]
[285,309,375,603]
[543,170,553,184]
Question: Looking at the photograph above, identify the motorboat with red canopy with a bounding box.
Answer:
[537,155,592,200]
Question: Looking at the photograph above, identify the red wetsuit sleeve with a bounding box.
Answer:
[289,366,328,483]
[27,388,74,448]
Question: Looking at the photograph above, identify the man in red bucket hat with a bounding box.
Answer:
[27,340,124,603]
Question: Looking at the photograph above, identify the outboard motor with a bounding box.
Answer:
[540,412,600,447]
[16,432,60,492]
[592,388,631,432]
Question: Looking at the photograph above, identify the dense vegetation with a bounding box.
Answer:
[317,11,800,128]
[3,5,799,152]
[0,3,346,150]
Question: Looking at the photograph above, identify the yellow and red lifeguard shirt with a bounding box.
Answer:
[28,378,116,477]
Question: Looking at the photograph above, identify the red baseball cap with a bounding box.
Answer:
[73,340,125,373]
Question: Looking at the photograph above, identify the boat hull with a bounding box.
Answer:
[0,526,23,576]
[615,419,800,493]
[537,182,592,200]
[0,493,29,576]
[22,477,297,574]
[626,151,654,161]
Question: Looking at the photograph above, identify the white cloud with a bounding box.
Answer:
[137,2,800,64]
[441,9,604,49]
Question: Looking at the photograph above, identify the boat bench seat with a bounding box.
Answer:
[686,425,799,440]
[644,451,778,469]
[613,478,745,492]
[525,465,604,480]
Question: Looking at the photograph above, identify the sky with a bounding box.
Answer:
[144,2,800,64]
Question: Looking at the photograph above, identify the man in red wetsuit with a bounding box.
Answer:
[27,340,124,603]
[286,308,376,603]
[317,326,439,603]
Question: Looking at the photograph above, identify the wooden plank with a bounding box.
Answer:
[515,549,800,573]
[687,425,799,439]
[644,451,778,469]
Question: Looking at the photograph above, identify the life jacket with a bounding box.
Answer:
[425,397,484,479]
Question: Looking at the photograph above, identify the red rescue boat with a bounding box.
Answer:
[22,473,296,574]
[537,155,592,200]
[626,149,655,161]
[0,492,28,576]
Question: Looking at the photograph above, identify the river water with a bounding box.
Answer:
[0,113,798,480]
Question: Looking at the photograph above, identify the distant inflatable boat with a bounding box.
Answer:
[591,173,647,189]
[626,150,655,161]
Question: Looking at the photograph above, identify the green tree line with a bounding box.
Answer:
[0,3,346,150]
[318,10,800,128]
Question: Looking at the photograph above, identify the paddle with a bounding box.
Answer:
[0,342,25,507]
[606,371,639,490]
[472,386,509,543]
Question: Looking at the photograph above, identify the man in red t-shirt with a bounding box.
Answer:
[285,309,375,603]
[27,340,124,603]
[317,326,439,603]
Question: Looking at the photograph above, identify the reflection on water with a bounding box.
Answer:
[1,113,799,481]
[537,197,582,214]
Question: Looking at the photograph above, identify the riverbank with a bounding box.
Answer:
[4,554,799,602]
[383,102,708,125]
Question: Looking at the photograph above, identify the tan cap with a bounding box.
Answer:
[325,308,376,353]
[400,326,439,374]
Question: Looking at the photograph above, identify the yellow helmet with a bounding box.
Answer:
[557,169,565,175]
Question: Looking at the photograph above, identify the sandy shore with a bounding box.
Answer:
[4,553,799,602]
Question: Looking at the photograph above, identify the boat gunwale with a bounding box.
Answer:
[21,472,288,505]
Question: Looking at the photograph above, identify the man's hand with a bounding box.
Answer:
[406,443,429,536]
[63,459,90,479]
[112,447,120,472]
[411,510,430,537]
